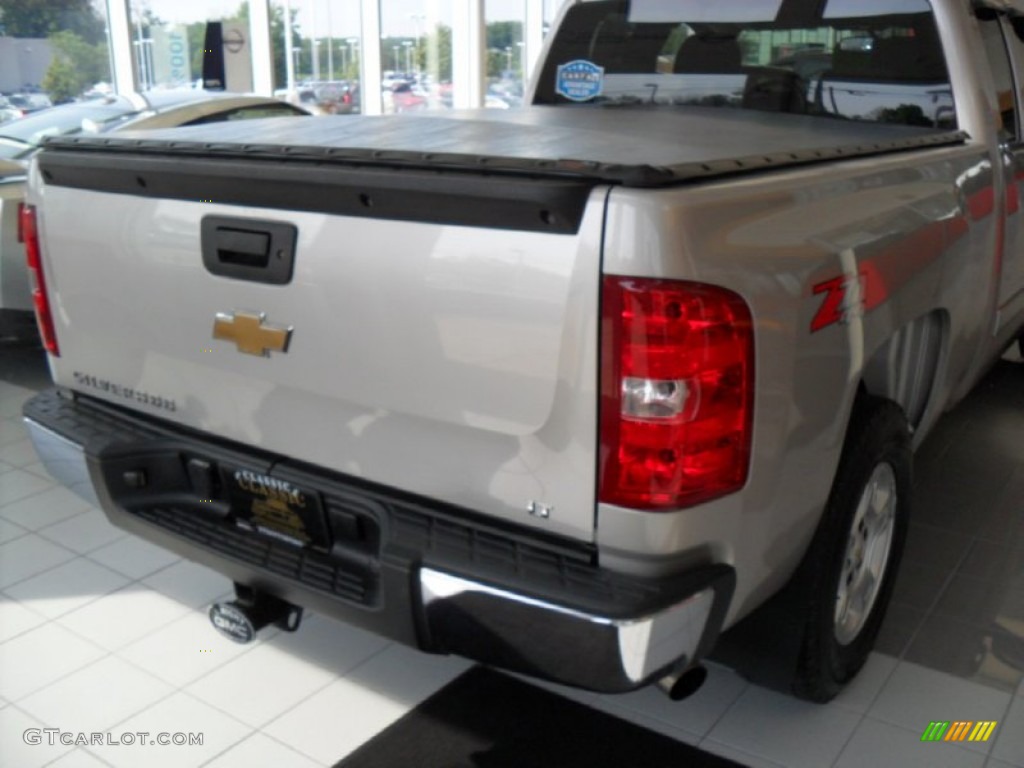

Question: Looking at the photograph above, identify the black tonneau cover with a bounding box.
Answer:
[42,106,965,188]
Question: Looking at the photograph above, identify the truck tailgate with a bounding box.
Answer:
[31,157,605,543]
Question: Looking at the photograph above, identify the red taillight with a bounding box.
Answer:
[21,203,59,356]
[599,276,753,510]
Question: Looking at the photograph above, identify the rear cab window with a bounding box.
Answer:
[534,0,956,129]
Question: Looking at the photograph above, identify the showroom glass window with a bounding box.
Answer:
[126,0,213,92]
[379,0,453,113]
[123,0,363,113]
[273,0,363,114]
[487,0,527,108]
[543,0,558,37]
[533,0,957,130]
[0,1,113,110]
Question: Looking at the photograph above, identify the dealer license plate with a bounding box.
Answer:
[226,467,329,548]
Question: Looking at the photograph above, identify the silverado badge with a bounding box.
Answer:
[213,311,292,357]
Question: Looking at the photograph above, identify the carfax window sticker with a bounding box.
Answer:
[555,60,605,102]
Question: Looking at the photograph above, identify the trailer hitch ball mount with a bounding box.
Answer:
[209,583,303,644]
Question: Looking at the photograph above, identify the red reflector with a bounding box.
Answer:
[21,204,60,356]
[599,276,753,510]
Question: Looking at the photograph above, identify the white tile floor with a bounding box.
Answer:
[0,374,1023,768]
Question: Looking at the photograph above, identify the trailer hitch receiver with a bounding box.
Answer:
[209,583,303,644]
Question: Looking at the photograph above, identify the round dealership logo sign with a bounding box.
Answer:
[224,28,245,54]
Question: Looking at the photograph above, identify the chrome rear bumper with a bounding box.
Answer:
[421,568,718,690]
[24,392,733,693]
[25,419,99,507]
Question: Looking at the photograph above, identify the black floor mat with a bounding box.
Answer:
[334,666,749,768]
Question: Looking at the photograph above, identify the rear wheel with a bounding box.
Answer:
[792,396,911,702]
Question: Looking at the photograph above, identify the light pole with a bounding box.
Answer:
[309,0,319,80]
[283,0,296,97]
[409,14,425,76]
[326,0,333,80]
[133,3,150,90]
[392,44,399,73]
[347,38,358,78]
[132,38,153,91]
[409,13,425,39]
[402,41,413,76]
[20,47,31,91]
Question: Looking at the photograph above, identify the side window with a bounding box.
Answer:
[184,105,307,127]
[222,106,307,121]
[978,16,1018,141]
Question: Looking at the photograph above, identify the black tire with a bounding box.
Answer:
[791,396,911,702]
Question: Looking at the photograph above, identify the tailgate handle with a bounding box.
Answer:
[215,228,270,268]
[201,216,297,285]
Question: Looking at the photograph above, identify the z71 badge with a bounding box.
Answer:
[811,265,886,332]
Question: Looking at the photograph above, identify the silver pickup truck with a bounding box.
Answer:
[20,0,1024,703]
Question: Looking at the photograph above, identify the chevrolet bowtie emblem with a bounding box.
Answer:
[213,312,292,357]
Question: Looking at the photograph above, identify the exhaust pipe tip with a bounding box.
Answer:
[657,664,708,701]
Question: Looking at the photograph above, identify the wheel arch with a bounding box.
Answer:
[859,309,950,434]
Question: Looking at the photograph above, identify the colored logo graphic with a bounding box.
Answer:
[921,721,997,743]
[555,60,605,102]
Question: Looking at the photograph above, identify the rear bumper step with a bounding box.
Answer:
[24,388,734,692]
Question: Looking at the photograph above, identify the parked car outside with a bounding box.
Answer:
[0,159,33,339]
[390,81,428,112]
[329,82,360,114]
[0,104,21,125]
[276,80,359,115]
[4,93,52,114]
